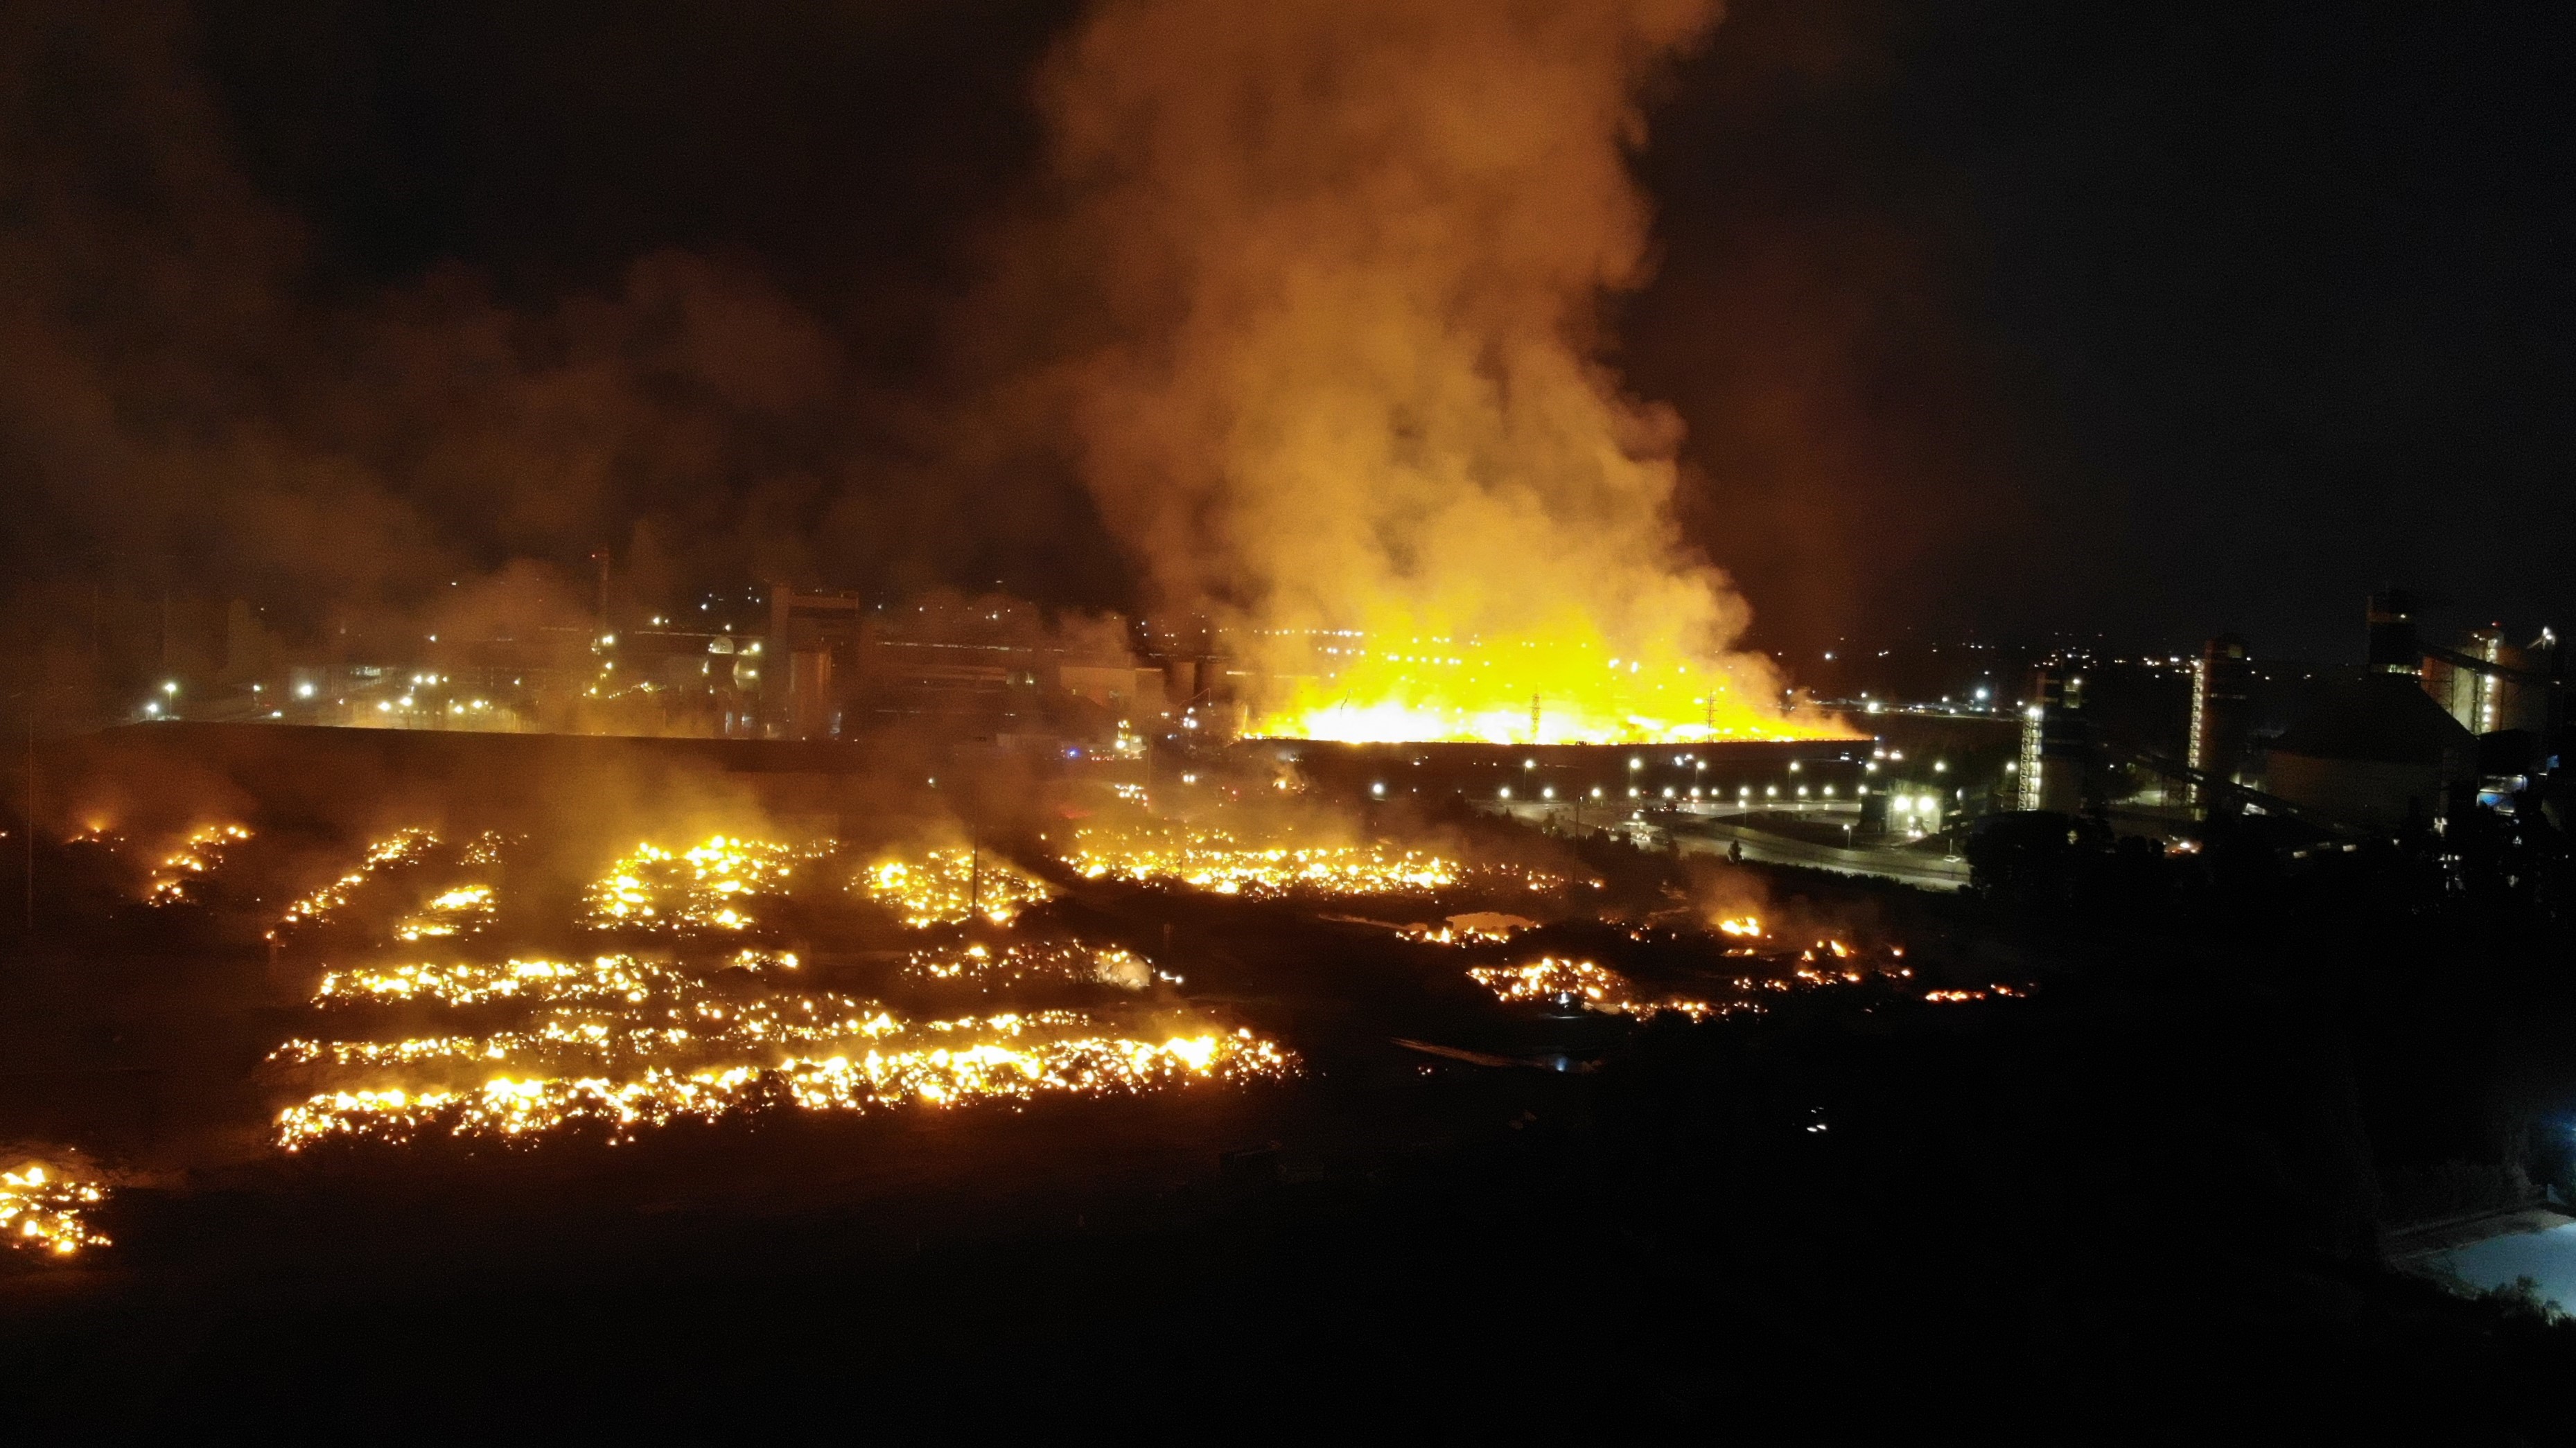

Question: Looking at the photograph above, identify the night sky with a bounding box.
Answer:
[11,0,2572,662]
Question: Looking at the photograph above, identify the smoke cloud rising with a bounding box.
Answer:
[0,1,1836,743]
[0,4,1089,699]
[1016,0,1816,740]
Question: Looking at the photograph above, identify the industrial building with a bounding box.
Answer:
[2264,673,2479,828]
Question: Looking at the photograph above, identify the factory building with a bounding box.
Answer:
[2421,625,2554,738]
[2016,669,2089,814]
[2186,635,2254,805]
[2265,673,2477,827]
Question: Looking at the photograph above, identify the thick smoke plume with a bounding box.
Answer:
[0,5,1088,710]
[1024,0,1814,741]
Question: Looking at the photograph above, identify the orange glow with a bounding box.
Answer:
[1250,635,1847,745]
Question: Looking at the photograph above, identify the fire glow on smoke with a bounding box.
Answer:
[1033,1,1849,749]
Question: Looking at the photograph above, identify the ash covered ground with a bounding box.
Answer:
[0,730,2571,1437]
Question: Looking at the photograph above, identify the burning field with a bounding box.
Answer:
[0,748,2006,1273]
[0,715,2110,1446]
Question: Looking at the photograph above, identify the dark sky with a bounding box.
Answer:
[20,0,2576,662]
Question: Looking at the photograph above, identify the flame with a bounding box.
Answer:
[1250,637,1847,745]
[1466,957,1725,1023]
[393,883,496,942]
[1031,2,1850,750]
[272,940,1291,1149]
[146,823,252,904]
[860,847,1053,928]
[280,827,439,928]
[580,835,828,933]
[0,1163,109,1255]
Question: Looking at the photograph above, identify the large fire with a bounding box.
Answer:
[1035,2,1848,753]
[1248,634,1848,745]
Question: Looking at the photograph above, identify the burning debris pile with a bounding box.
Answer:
[392,885,497,942]
[1455,914,1919,1025]
[259,827,1290,1151]
[271,955,1290,1149]
[277,827,443,931]
[1466,957,1728,1023]
[581,836,832,933]
[1061,817,1573,901]
[145,824,252,906]
[902,940,1164,994]
[0,1163,109,1257]
[860,847,1054,928]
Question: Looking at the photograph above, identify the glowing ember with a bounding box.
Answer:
[1062,822,1557,899]
[581,836,828,933]
[313,949,792,1009]
[279,828,439,928]
[393,883,497,942]
[1399,912,1537,945]
[1466,957,1724,1022]
[275,1027,1290,1147]
[145,824,252,905]
[274,992,895,1072]
[317,954,679,1007]
[1925,985,2024,1005]
[903,940,1161,991]
[0,1163,109,1255]
[273,930,1287,1149]
[860,848,1053,928]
